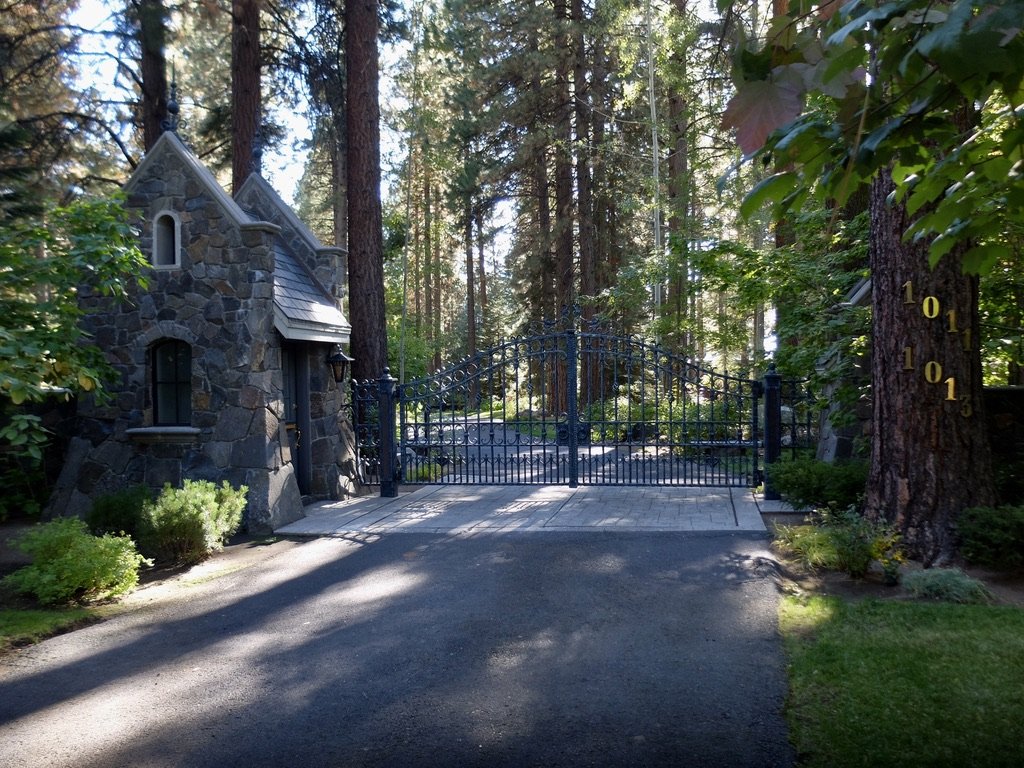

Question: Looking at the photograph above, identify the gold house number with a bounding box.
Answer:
[901,280,973,417]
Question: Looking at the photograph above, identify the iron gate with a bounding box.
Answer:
[353,320,815,496]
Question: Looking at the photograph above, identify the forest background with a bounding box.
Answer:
[2,0,1023,560]
[5,0,1022,386]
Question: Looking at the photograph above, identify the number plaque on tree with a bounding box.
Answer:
[901,280,973,417]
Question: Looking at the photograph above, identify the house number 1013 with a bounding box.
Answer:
[901,280,973,417]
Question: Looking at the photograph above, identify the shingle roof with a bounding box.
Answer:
[272,242,350,343]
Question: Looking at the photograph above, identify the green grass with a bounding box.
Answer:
[0,606,97,651]
[781,595,1024,767]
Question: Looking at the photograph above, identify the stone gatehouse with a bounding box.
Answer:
[47,131,356,532]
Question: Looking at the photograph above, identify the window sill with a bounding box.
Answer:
[126,427,200,444]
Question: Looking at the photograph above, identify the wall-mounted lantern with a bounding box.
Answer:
[327,346,354,383]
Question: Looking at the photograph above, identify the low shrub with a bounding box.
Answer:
[138,480,247,565]
[957,505,1024,571]
[86,484,153,539]
[775,506,902,580]
[994,458,1024,505]
[902,568,993,604]
[769,457,867,511]
[2,517,150,605]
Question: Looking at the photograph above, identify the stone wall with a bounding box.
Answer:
[48,142,309,532]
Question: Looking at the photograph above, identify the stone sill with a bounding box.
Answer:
[126,427,201,444]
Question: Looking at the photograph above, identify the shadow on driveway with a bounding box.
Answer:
[0,531,794,768]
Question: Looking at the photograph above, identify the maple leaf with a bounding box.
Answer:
[722,79,804,155]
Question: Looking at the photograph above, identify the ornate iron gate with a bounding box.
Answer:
[353,320,815,496]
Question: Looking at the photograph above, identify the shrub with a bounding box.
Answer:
[775,506,902,579]
[0,453,48,522]
[957,505,1024,570]
[138,480,247,565]
[2,517,150,605]
[994,458,1024,505]
[769,457,867,511]
[902,568,993,604]
[86,485,152,539]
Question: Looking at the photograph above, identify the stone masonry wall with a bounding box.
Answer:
[51,145,304,532]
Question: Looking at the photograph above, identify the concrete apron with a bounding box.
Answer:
[277,485,791,536]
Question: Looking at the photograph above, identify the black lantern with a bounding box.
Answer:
[327,346,353,383]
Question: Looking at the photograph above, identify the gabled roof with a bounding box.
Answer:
[125,132,251,229]
[127,131,350,346]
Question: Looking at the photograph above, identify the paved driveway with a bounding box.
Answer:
[0,492,795,768]
[281,485,779,535]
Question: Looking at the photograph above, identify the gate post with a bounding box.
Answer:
[763,363,782,500]
[378,368,398,498]
[566,326,579,487]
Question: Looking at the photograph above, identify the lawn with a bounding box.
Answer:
[0,605,97,652]
[781,595,1024,767]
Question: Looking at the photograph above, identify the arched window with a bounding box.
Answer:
[152,212,179,267]
[152,340,191,425]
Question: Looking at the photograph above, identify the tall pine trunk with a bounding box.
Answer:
[138,0,168,151]
[346,0,387,380]
[865,169,995,564]
[231,0,261,194]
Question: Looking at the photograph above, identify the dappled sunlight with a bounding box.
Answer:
[579,552,628,574]
[1,532,795,767]
[486,628,561,673]
[330,564,427,606]
[779,593,840,637]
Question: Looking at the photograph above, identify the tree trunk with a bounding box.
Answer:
[423,171,433,361]
[464,186,477,365]
[231,0,261,194]
[475,205,488,343]
[865,169,996,565]
[346,0,387,380]
[331,115,348,251]
[666,0,690,354]
[552,0,574,319]
[138,0,168,151]
[432,183,442,372]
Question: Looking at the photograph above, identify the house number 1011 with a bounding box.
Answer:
[901,280,973,417]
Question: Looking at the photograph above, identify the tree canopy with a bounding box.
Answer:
[724,0,1024,274]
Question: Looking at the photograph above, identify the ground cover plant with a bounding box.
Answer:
[2,517,150,605]
[773,506,902,581]
[0,605,94,652]
[901,568,994,605]
[957,505,1024,571]
[780,596,1024,768]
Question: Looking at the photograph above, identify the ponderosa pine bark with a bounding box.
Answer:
[137,0,168,151]
[346,0,387,380]
[865,169,996,564]
[231,0,261,194]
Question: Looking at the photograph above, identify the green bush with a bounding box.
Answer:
[139,480,247,565]
[2,517,150,605]
[775,506,902,580]
[902,568,994,604]
[994,458,1024,505]
[86,484,153,539]
[957,505,1024,570]
[769,457,867,511]
[0,453,48,522]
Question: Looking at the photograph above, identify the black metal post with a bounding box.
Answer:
[379,368,398,498]
[763,363,782,500]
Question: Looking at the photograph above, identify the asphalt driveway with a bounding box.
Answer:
[0,530,795,767]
